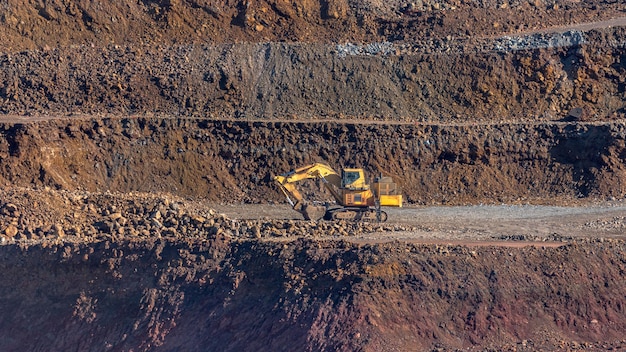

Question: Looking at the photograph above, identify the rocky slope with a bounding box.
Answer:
[4,236,626,351]
[2,118,626,205]
[0,2,625,122]
[1,0,626,350]
[1,27,626,122]
[1,0,623,51]
[1,188,626,351]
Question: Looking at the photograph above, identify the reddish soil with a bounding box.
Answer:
[3,118,626,205]
[1,0,626,351]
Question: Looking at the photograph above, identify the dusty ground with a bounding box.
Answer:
[1,0,626,351]
[212,202,626,243]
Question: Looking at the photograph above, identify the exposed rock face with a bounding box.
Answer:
[2,118,626,205]
[1,0,626,350]
[0,0,622,51]
[1,31,626,121]
[1,226,625,351]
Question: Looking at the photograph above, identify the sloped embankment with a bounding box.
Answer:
[1,28,626,122]
[1,118,626,205]
[0,0,622,52]
[0,236,625,351]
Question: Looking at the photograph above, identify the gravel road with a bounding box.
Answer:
[212,202,626,245]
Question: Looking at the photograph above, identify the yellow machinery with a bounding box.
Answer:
[273,163,402,221]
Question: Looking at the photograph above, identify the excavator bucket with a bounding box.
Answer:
[300,204,327,221]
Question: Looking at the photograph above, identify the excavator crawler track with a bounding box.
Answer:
[325,207,388,222]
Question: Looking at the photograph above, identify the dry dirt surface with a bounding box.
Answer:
[212,202,626,243]
[1,0,626,351]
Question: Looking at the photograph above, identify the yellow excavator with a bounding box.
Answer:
[273,163,402,221]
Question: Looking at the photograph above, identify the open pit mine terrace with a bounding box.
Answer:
[0,117,625,350]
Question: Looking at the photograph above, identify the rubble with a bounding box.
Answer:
[0,187,416,244]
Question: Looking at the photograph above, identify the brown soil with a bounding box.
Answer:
[2,28,626,122]
[2,118,626,205]
[0,3,626,122]
[0,0,623,51]
[1,0,626,351]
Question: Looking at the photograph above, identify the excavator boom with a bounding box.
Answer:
[274,163,343,220]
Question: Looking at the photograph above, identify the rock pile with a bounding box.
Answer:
[0,188,225,243]
[236,218,416,239]
[0,187,415,244]
[583,216,626,231]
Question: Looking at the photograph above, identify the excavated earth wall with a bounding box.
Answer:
[1,0,626,350]
[1,118,626,205]
[1,27,626,122]
[1,235,626,351]
[0,0,623,52]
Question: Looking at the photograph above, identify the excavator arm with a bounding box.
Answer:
[273,163,343,220]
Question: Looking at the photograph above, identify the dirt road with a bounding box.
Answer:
[212,202,626,245]
[530,16,626,35]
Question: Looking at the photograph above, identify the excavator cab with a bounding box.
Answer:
[340,168,375,207]
[341,168,369,190]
